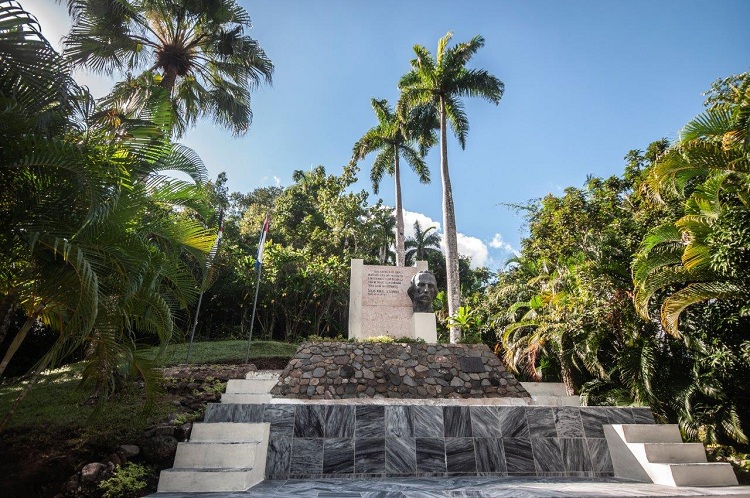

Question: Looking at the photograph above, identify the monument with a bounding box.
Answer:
[348,259,437,341]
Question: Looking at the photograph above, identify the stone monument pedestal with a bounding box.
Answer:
[410,312,437,343]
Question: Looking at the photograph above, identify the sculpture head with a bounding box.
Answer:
[407,271,438,313]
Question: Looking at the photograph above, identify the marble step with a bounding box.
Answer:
[225,378,278,394]
[652,462,738,486]
[189,422,265,443]
[619,424,682,443]
[173,441,261,469]
[157,467,258,493]
[642,442,707,463]
[528,395,581,406]
[520,382,571,397]
[221,392,272,404]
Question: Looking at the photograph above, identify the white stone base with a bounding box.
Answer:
[411,312,437,343]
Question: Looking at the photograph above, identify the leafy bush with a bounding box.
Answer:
[98,462,152,498]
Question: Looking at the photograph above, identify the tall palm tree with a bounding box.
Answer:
[405,220,441,266]
[63,0,273,137]
[399,32,504,342]
[351,98,435,266]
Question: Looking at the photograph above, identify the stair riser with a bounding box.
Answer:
[221,393,272,404]
[621,424,682,443]
[190,422,266,443]
[642,443,707,463]
[225,379,278,394]
[157,470,254,492]
[173,442,259,468]
[669,463,739,486]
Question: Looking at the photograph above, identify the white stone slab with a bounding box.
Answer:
[348,259,428,339]
[411,312,437,343]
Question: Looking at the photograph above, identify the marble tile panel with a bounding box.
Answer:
[444,406,472,437]
[263,404,295,436]
[416,437,447,473]
[502,438,535,474]
[526,407,557,437]
[294,404,326,438]
[323,438,355,474]
[326,405,355,438]
[385,437,416,474]
[234,403,264,423]
[203,403,230,423]
[603,407,634,425]
[587,438,614,473]
[412,405,444,438]
[560,437,592,472]
[354,438,385,474]
[531,437,564,473]
[473,437,507,474]
[445,437,477,473]
[553,407,584,438]
[498,407,529,438]
[469,406,502,438]
[356,405,385,438]
[579,408,608,439]
[632,407,656,424]
[265,435,291,476]
[385,405,413,437]
[290,437,324,475]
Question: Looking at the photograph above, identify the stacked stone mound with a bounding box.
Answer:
[270,342,530,399]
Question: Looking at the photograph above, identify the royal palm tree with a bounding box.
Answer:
[405,220,441,266]
[351,98,435,266]
[399,32,504,342]
[63,0,273,137]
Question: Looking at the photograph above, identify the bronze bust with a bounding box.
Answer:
[407,271,438,313]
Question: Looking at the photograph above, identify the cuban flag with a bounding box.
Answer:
[255,214,270,272]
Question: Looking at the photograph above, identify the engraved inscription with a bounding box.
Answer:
[366,268,404,296]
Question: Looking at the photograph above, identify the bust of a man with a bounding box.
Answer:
[407,271,438,313]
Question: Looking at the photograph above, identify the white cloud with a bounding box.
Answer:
[456,233,489,267]
[489,233,518,254]
[401,210,440,239]
[399,210,489,268]
[273,176,281,187]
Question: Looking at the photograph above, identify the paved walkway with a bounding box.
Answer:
[151,476,750,497]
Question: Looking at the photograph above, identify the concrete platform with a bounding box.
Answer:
[150,475,750,497]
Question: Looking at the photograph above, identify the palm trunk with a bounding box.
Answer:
[439,99,461,343]
[393,146,405,267]
[0,303,44,377]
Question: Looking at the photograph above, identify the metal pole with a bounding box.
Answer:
[185,289,204,363]
[245,263,263,363]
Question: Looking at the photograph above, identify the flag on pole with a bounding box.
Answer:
[206,210,224,268]
[255,214,270,272]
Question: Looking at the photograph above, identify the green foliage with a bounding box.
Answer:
[98,462,152,498]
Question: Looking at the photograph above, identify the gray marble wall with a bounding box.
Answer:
[203,403,655,480]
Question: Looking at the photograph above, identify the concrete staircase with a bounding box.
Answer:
[604,424,738,486]
[157,371,282,493]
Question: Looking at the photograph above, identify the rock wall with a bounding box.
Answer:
[270,342,530,399]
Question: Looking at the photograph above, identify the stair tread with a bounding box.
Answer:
[162,467,254,473]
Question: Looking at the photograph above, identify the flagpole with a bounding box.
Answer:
[245,262,263,364]
[245,214,270,364]
[186,210,224,363]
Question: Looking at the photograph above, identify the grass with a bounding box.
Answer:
[145,340,299,366]
[0,340,297,434]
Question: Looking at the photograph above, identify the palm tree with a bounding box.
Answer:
[399,32,504,342]
[63,0,273,137]
[405,220,441,266]
[351,98,435,266]
[0,2,215,419]
[634,88,750,337]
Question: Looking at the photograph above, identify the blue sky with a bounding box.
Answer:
[25,0,750,270]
